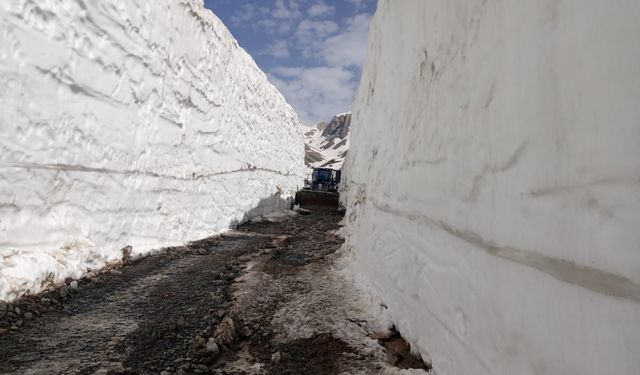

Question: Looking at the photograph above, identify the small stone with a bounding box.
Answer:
[121,245,133,263]
[40,298,51,304]
[69,281,79,290]
[160,371,170,375]
[110,269,122,275]
[23,312,34,320]
[59,285,69,298]
[14,306,21,315]
[0,301,7,318]
[197,248,208,255]
[15,320,23,327]
[0,328,8,336]
[86,271,97,279]
[296,207,312,215]
[177,370,187,375]
[195,336,206,348]
[205,338,220,354]
[271,352,282,363]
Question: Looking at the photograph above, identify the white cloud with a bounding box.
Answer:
[263,40,290,59]
[272,0,302,20]
[269,66,356,125]
[226,1,375,125]
[320,13,372,67]
[346,0,368,11]
[295,19,340,44]
[230,3,259,25]
[308,1,335,18]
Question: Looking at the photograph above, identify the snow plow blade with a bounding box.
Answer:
[295,190,339,208]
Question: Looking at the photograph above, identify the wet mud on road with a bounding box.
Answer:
[0,210,429,374]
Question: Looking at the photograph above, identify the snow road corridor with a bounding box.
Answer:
[0,210,428,374]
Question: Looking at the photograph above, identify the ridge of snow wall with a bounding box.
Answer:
[342,1,640,374]
[0,0,305,302]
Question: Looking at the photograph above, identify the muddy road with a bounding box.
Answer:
[0,210,429,375]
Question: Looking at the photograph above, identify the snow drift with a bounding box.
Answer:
[342,1,640,374]
[0,0,305,302]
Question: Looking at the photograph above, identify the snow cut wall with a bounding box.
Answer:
[0,0,305,301]
[342,1,640,374]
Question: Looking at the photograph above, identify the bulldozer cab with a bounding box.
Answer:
[311,168,340,191]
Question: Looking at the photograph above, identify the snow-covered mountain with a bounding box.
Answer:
[304,112,351,172]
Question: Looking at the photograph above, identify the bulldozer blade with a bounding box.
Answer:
[295,190,339,208]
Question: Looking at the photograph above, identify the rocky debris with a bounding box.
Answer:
[205,338,220,354]
[377,327,431,370]
[69,281,79,290]
[0,328,7,336]
[23,312,34,320]
[271,351,282,363]
[214,316,237,347]
[121,245,133,264]
[295,207,313,215]
[59,285,69,298]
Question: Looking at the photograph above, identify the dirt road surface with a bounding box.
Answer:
[0,210,429,374]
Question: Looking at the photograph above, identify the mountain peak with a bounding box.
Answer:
[304,112,351,172]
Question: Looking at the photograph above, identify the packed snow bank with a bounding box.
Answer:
[0,0,305,302]
[342,1,640,374]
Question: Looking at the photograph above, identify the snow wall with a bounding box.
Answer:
[342,1,640,374]
[0,0,305,302]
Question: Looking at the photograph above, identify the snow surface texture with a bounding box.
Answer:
[0,0,305,302]
[304,112,350,176]
[342,1,640,374]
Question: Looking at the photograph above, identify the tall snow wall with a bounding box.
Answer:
[0,0,305,301]
[342,1,640,374]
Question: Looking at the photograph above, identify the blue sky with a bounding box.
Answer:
[203,0,377,126]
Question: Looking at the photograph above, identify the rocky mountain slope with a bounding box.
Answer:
[304,112,351,172]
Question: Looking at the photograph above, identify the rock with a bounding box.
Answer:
[195,336,206,348]
[105,362,126,374]
[40,298,51,304]
[0,301,7,318]
[15,320,23,327]
[197,248,208,255]
[296,207,313,215]
[177,370,187,375]
[69,281,79,290]
[110,269,122,275]
[121,245,133,263]
[160,372,170,375]
[205,338,220,354]
[14,306,21,315]
[23,312,34,320]
[86,271,97,279]
[0,328,8,336]
[271,351,283,363]
[59,285,69,298]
